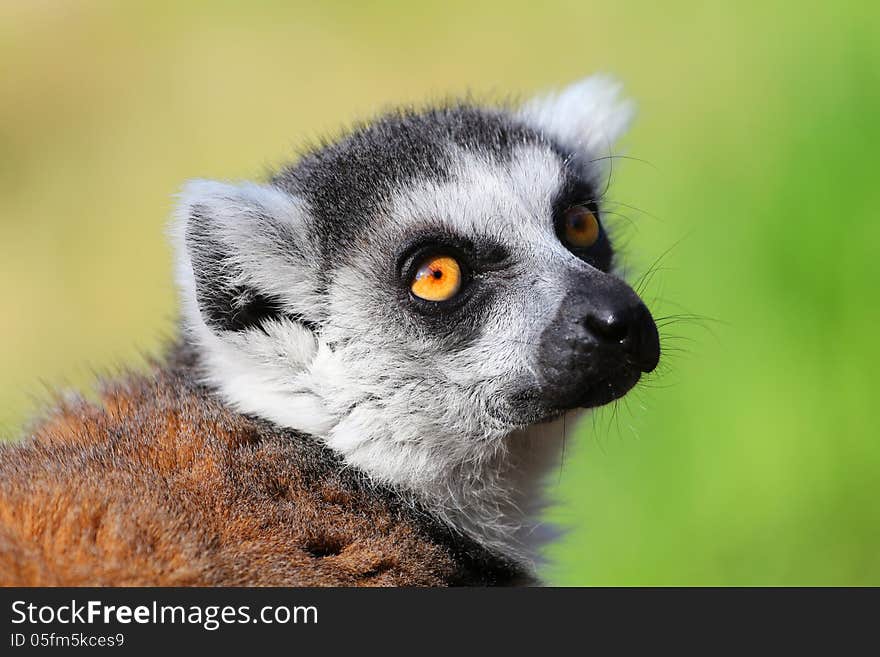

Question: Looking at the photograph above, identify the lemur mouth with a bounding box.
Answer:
[499,359,647,427]
[576,365,643,409]
[544,355,647,416]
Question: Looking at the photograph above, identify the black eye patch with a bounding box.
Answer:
[392,229,511,348]
[396,230,511,285]
[551,178,614,271]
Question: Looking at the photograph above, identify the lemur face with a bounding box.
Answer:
[173,76,659,492]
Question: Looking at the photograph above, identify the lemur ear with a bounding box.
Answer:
[171,180,321,337]
[518,75,636,157]
[171,180,330,433]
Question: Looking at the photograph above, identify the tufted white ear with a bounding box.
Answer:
[170,179,323,336]
[169,180,333,435]
[518,75,636,158]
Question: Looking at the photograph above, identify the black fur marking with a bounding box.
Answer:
[185,206,316,334]
[272,105,553,267]
[393,230,511,349]
[551,177,614,272]
[223,287,285,333]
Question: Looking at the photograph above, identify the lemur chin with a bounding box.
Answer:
[0,75,659,586]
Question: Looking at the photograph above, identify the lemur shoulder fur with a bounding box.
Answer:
[0,76,660,586]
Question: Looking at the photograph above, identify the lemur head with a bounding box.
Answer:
[172,76,659,505]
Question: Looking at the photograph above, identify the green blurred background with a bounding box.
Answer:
[1,1,878,585]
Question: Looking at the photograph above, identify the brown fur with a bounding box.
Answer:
[0,344,528,586]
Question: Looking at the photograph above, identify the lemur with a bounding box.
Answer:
[0,76,659,586]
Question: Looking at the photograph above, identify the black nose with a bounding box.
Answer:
[530,272,661,415]
[583,302,660,373]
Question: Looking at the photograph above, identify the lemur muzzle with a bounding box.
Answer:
[537,269,660,410]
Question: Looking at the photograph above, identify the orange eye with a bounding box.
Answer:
[410,255,462,302]
[562,206,600,248]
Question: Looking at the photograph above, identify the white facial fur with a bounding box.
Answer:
[171,76,634,570]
